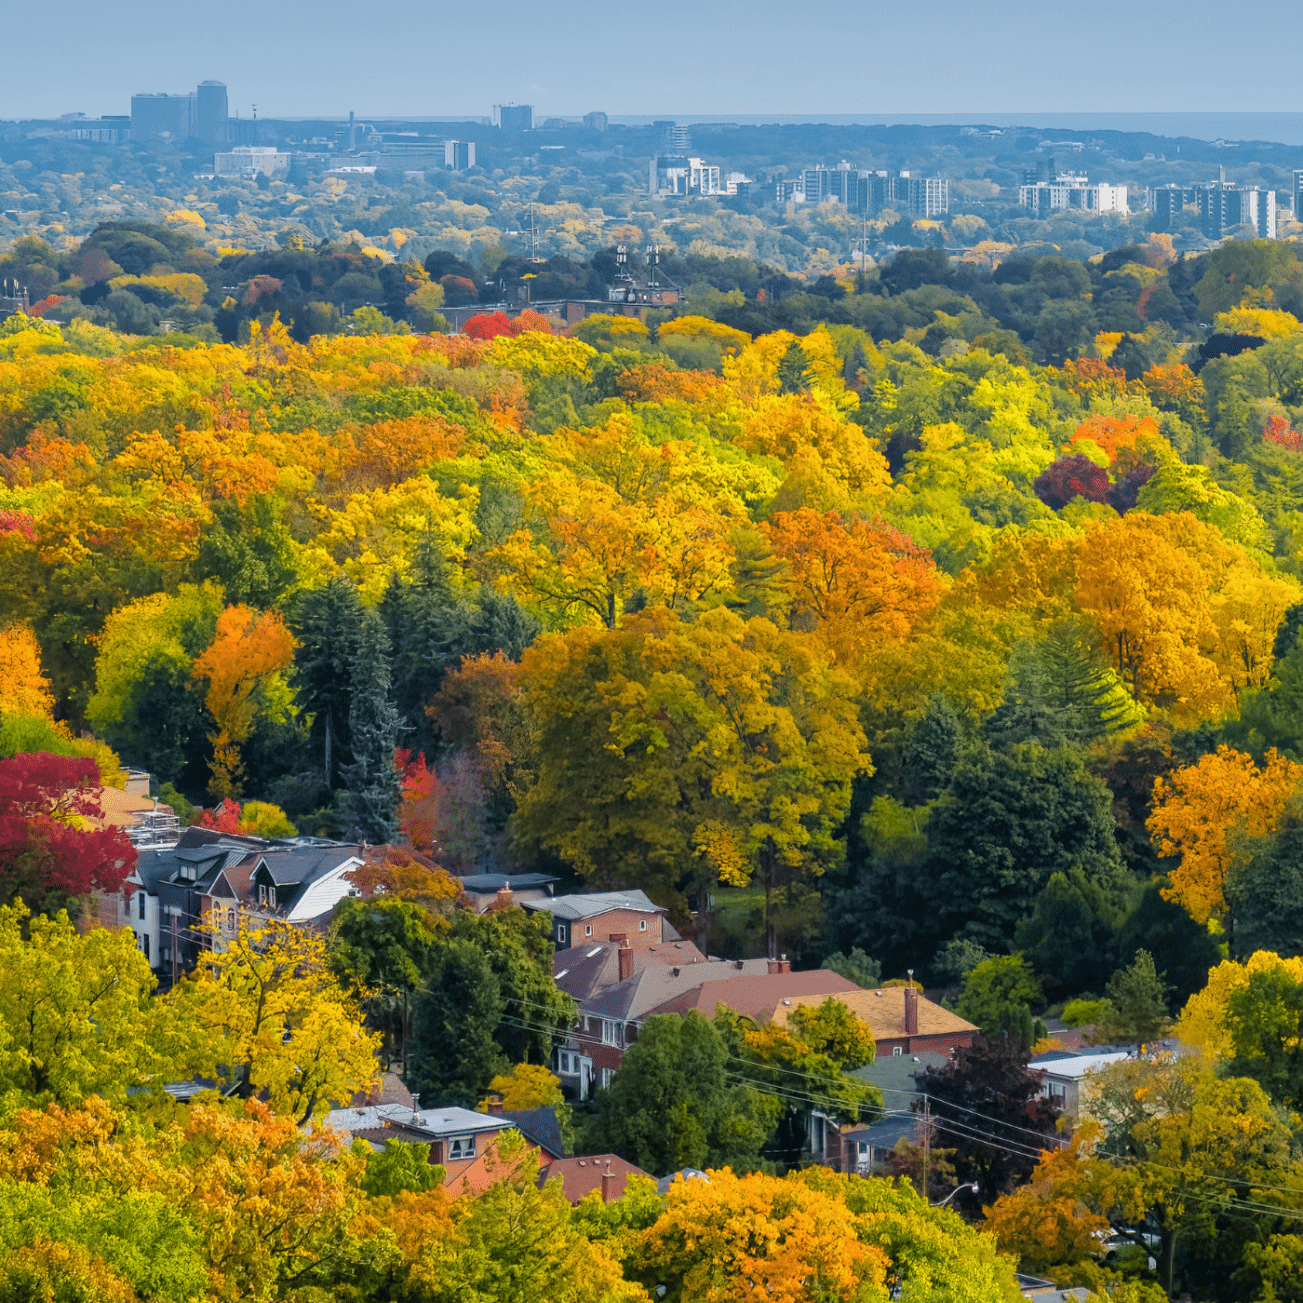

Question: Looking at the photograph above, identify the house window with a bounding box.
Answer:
[226,908,236,932]
[892,1046,902,1056]
[138,892,146,920]
[142,935,149,961]
[557,923,568,944]
[558,1051,572,1074]
[638,919,647,931]
[600,1068,614,1088]
[178,863,195,882]
[258,884,268,906]
[585,924,593,937]
[601,1020,621,1046]
[447,1136,476,1160]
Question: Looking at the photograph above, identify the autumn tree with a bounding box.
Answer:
[0,753,135,913]
[1148,744,1301,928]
[633,1167,889,1303]
[761,508,940,680]
[0,622,53,716]
[175,919,380,1124]
[192,604,295,798]
[515,606,869,945]
[0,901,176,1106]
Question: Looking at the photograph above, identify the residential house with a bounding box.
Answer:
[1028,1047,1135,1120]
[841,1049,948,1174]
[523,888,668,950]
[455,872,558,913]
[324,1103,518,1195]
[114,825,364,982]
[538,1154,651,1203]
[770,986,978,1058]
[555,956,859,1097]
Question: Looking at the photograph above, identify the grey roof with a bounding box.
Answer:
[321,1103,514,1137]
[500,1107,565,1157]
[458,873,558,893]
[553,938,711,1002]
[523,889,663,922]
[843,1112,918,1152]
[851,1051,947,1099]
[256,845,359,886]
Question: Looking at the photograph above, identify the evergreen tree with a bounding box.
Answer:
[776,341,808,394]
[289,576,366,788]
[899,692,964,805]
[1098,949,1168,1044]
[338,609,403,845]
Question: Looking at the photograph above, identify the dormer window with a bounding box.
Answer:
[258,884,269,906]
[178,863,196,882]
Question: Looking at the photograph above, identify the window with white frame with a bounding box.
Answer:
[585,924,593,936]
[258,884,269,906]
[892,1046,902,1056]
[557,923,568,944]
[600,1068,614,1088]
[557,1051,573,1074]
[639,919,647,931]
[447,1135,476,1160]
[601,1019,621,1046]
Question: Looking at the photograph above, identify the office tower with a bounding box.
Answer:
[196,81,228,145]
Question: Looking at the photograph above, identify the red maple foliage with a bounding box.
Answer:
[462,309,553,341]
[1263,413,1303,453]
[194,798,243,834]
[0,510,36,541]
[0,753,135,910]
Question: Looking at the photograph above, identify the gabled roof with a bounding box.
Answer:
[851,1050,947,1098]
[524,889,663,922]
[553,939,710,1003]
[538,1153,651,1204]
[499,1107,565,1158]
[769,989,978,1042]
[640,969,861,1022]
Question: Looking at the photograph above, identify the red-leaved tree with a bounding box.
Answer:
[0,753,135,912]
[1032,454,1111,511]
[1263,413,1303,453]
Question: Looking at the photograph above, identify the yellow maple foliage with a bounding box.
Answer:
[0,622,53,717]
[1149,745,1302,924]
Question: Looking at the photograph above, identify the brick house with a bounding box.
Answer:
[523,889,668,951]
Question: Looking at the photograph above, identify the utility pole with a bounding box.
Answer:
[922,1094,930,1202]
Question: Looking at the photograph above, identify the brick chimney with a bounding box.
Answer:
[494,885,514,908]
[904,985,919,1036]
[601,1160,615,1203]
[486,1094,504,1115]
[617,941,634,982]
[767,954,792,975]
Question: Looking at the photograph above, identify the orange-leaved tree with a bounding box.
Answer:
[763,508,940,677]
[1148,744,1302,926]
[0,622,53,717]
[192,605,295,797]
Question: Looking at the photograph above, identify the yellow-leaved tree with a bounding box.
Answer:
[175,918,379,1124]
[1148,745,1302,926]
[0,622,53,716]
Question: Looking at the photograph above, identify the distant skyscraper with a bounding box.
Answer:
[499,104,532,131]
[196,81,228,146]
[583,111,608,131]
[654,120,690,154]
[1293,170,1303,222]
[131,92,195,140]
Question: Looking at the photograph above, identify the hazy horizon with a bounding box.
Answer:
[7,0,1302,127]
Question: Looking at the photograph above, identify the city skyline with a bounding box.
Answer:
[4,0,1302,123]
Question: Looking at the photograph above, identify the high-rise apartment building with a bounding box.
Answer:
[444,140,476,171]
[1017,173,1127,216]
[131,92,195,140]
[499,104,532,131]
[654,120,691,154]
[1197,181,1276,239]
[583,111,608,131]
[196,81,228,145]
[1292,170,1303,223]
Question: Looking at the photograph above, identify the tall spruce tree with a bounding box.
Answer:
[339,609,403,845]
[289,576,366,789]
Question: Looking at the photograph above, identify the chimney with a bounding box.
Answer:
[601,1160,615,1203]
[495,885,514,908]
[486,1094,504,1116]
[767,953,791,975]
[767,958,780,974]
[904,985,919,1036]
[411,1092,421,1124]
[618,942,634,982]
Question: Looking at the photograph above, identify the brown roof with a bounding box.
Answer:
[642,969,860,1021]
[769,988,978,1041]
[554,938,712,1002]
[539,1154,651,1204]
[94,786,156,828]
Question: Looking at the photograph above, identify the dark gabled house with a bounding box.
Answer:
[112,825,364,983]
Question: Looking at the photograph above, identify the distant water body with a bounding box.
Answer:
[613,113,1303,147]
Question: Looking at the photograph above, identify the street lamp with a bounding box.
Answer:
[931,1182,978,1208]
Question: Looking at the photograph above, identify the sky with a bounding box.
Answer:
[6,0,1302,124]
